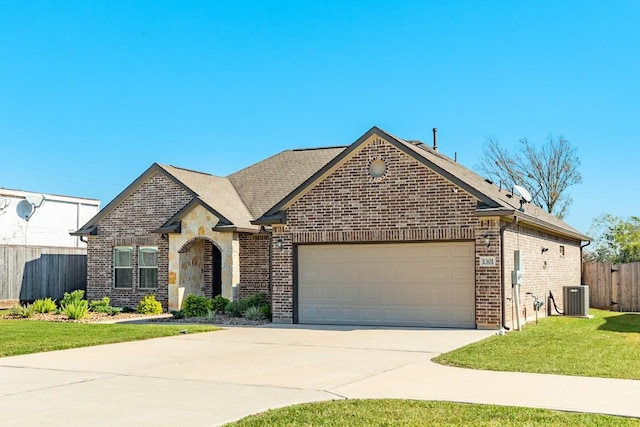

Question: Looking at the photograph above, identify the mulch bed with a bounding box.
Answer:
[148,313,270,326]
[2,312,155,323]
[1,312,270,326]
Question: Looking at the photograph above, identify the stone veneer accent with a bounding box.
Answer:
[86,169,272,311]
[271,135,504,328]
[168,204,238,311]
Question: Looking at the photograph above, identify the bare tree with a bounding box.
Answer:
[477,135,582,219]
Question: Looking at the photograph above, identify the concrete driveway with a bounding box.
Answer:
[1,324,639,426]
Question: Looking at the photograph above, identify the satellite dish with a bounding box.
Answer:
[513,185,533,203]
[17,200,35,221]
[26,194,45,207]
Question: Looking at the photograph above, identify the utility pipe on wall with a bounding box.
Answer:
[500,216,518,331]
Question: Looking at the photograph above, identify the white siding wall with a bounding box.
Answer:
[0,189,99,247]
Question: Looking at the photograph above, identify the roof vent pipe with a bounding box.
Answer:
[432,128,438,151]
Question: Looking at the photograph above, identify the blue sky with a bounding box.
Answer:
[1,0,638,234]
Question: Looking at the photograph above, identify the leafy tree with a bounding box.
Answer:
[585,214,640,263]
[477,135,582,219]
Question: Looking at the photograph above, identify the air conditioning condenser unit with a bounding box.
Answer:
[563,285,589,317]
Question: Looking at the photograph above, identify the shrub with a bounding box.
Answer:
[259,304,271,319]
[226,292,271,318]
[96,305,122,315]
[243,305,264,321]
[60,290,85,308]
[89,296,110,311]
[244,292,268,308]
[225,300,248,317]
[107,307,122,315]
[89,297,122,316]
[182,294,211,317]
[170,310,185,319]
[63,300,89,320]
[9,304,35,318]
[33,298,57,314]
[136,294,163,315]
[211,295,230,313]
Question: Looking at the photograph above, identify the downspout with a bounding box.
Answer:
[268,229,274,301]
[580,240,591,285]
[500,215,519,330]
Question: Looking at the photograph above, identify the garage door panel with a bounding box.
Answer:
[320,286,339,299]
[361,308,384,322]
[299,286,318,299]
[298,242,475,328]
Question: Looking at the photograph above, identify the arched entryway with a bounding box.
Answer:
[178,237,223,304]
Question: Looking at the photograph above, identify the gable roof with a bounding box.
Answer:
[73,147,346,236]
[158,165,255,230]
[229,147,346,218]
[72,163,185,236]
[74,126,588,241]
[399,135,589,240]
[256,126,589,241]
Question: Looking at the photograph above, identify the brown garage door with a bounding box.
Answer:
[297,242,475,327]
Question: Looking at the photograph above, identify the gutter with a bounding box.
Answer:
[252,211,287,226]
[69,225,98,237]
[477,209,589,242]
[213,225,261,233]
[580,240,591,285]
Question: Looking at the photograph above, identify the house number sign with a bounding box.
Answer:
[479,256,496,267]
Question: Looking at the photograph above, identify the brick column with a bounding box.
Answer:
[271,225,294,323]
[475,218,502,329]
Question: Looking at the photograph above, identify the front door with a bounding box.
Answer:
[212,245,222,297]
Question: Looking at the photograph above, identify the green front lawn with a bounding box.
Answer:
[225,399,640,426]
[435,309,640,379]
[0,320,219,357]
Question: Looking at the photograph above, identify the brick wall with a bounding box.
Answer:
[86,170,193,309]
[475,218,502,329]
[271,136,503,327]
[503,224,582,328]
[271,225,293,322]
[286,138,478,233]
[238,233,271,299]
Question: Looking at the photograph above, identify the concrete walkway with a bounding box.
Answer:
[1,324,639,426]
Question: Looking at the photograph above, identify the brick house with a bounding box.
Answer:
[73,127,588,329]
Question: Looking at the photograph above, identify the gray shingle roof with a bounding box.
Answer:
[75,127,587,241]
[395,137,589,240]
[229,147,347,218]
[257,126,588,241]
[158,165,256,230]
[153,146,346,230]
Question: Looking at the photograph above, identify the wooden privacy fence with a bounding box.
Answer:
[0,245,87,306]
[582,261,640,312]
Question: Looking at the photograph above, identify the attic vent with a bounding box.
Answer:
[369,158,387,179]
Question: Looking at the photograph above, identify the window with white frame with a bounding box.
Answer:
[138,246,158,288]
[113,246,133,288]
